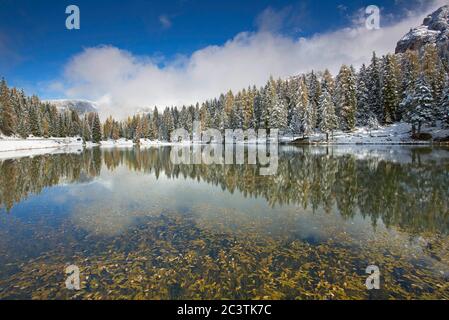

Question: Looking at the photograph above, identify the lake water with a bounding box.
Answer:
[0,146,448,299]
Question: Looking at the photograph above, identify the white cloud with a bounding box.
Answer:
[53,0,447,118]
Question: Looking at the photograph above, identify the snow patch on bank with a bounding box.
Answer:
[284,123,449,145]
[0,136,84,153]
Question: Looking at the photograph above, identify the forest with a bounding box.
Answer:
[1,45,448,143]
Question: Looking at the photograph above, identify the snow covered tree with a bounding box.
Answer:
[220,90,234,130]
[269,93,288,131]
[81,115,92,142]
[404,77,434,135]
[336,65,357,131]
[440,84,449,128]
[0,78,15,136]
[92,113,102,143]
[261,77,286,132]
[302,101,314,137]
[306,71,321,128]
[151,108,161,140]
[163,108,175,140]
[382,54,400,124]
[367,52,383,122]
[28,104,42,136]
[287,78,301,134]
[356,64,372,126]
[398,50,420,120]
[319,89,338,141]
[70,110,81,136]
[321,69,335,98]
[241,87,255,130]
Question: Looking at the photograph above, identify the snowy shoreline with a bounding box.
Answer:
[1,123,448,158]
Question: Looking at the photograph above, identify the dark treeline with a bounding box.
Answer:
[1,46,449,143]
[1,147,448,234]
[0,79,102,142]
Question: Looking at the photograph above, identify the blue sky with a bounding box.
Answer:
[0,0,444,113]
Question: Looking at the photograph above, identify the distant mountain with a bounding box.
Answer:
[46,99,98,115]
[396,5,449,57]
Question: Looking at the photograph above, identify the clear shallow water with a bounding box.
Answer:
[0,146,448,299]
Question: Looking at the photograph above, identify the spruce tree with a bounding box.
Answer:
[405,77,434,135]
[288,79,302,135]
[302,101,314,137]
[319,89,338,141]
[356,64,372,126]
[382,54,399,124]
[92,113,102,143]
[306,71,321,128]
[440,84,449,128]
[367,52,383,122]
[0,78,15,136]
[321,69,335,98]
[81,115,92,142]
[336,65,357,131]
[269,93,288,131]
[29,105,42,136]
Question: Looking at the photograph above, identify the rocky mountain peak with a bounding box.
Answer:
[395,5,449,54]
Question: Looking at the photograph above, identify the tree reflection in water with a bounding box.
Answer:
[1,146,448,234]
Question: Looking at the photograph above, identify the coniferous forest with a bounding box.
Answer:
[1,45,448,143]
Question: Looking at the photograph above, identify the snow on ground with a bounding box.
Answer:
[1,123,448,159]
[0,136,84,153]
[285,123,449,145]
[0,146,84,161]
[98,138,134,148]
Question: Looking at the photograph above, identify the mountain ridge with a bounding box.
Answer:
[45,99,98,115]
[396,5,449,57]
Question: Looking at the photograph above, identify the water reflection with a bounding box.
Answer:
[0,146,448,300]
[1,146,448,234]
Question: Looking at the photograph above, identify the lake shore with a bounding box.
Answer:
[1,123,449,157]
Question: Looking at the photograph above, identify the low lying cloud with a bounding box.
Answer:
[53,0,446,118]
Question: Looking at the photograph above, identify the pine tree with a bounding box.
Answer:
[302,101,314,137]
[440,84,449,128]
[0,78,15,136]
[288,78,302,134]
[241,87,255,130]
[404,77,434,135]
[422,45,445,126]
[306,71,321,128]
[70,110,81,136]
[14,90,29,138]
[269,93,288,131]
[163,108,175,140]
[319,89,338,141]
[399,50,420,120]
[221,90,234,130]
[29,104,42,136]
[356,64,372,126]
[336,65,357,131]
[382,54,399,124]
[92,113,102,143]
[367,52,383,122]
[81,115,92,142]
[151,108,160,140]
[321,69,335,98]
